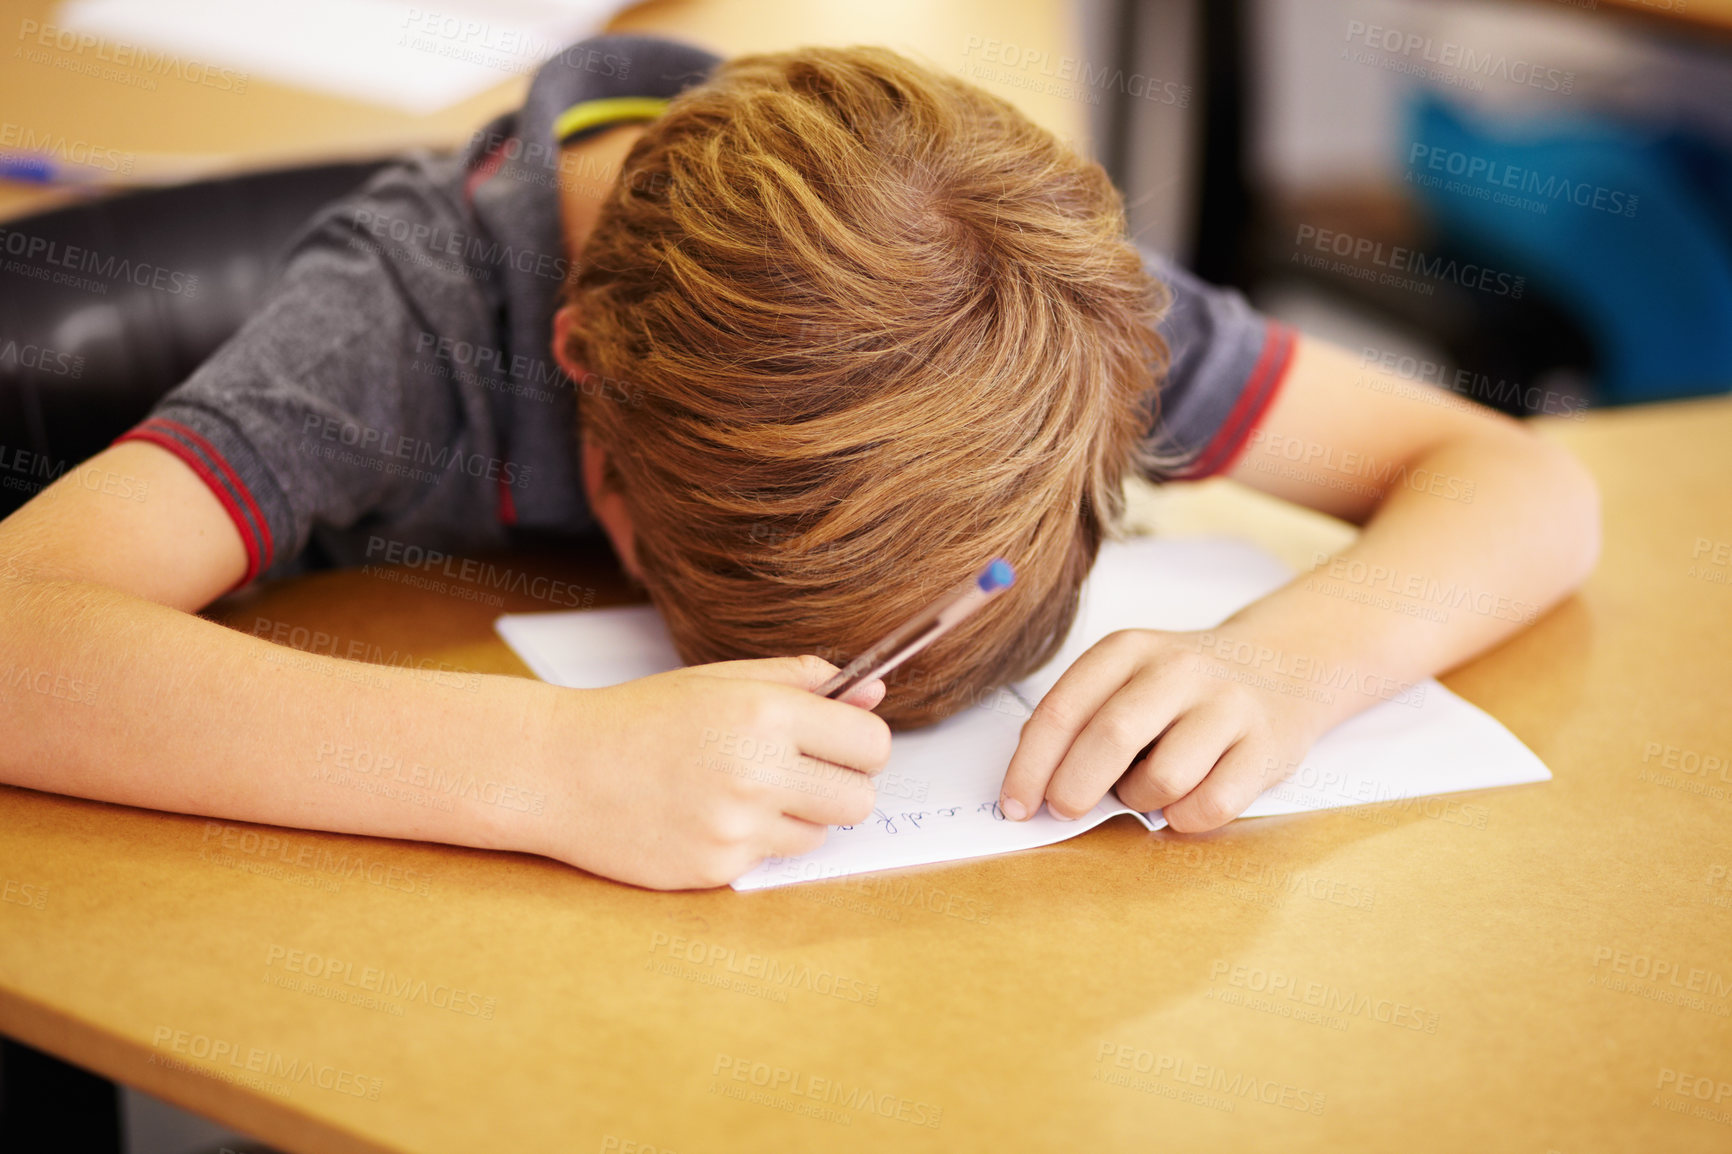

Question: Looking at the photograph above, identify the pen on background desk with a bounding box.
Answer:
[816,558,1015,701]
[0,150,229,187]
[0,138,457,189]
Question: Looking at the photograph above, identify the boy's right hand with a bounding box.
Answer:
[535,655,891,890]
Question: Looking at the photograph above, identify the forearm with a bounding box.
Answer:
[1218,428,1601,735]
[0,572,559,854]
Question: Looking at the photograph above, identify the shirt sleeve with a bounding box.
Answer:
[114,157,508,588]
[1138,247,1298,481]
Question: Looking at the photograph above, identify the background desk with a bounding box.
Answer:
[0,0,1088,224]
[2,398,1729,1153]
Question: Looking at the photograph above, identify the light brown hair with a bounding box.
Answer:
[563,45,1170,727]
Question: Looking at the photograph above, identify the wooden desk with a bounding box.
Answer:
[3,398,1729,1153]
[0,0,1088,224]
[0,0,527,223]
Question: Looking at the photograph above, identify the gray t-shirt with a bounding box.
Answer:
[115,35,1294,588]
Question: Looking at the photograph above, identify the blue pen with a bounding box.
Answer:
[817,558,1015,699]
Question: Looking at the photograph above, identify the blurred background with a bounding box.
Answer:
[1,0,1729,1150]
[1095,0,1732,423]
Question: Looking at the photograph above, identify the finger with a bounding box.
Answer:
[783,687,893,775]
[1113,706,1246,813]
[1000,637,1146,819]
[693,656,892,772]
[765,814,829,860]
[1043,678,1190,819]
[696,654,887,712]
[1162,740,1279,833]
[833,678,886,712]
[768,754,879,828]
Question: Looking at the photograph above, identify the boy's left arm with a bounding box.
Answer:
[998,334,1601,831]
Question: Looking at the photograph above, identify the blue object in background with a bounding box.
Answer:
[1404,93,1732,404]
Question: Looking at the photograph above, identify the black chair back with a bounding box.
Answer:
[0,161,392,516]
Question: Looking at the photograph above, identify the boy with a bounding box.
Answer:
[0,36,1599,890]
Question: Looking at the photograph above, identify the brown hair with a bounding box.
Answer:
[563,45,1170,728]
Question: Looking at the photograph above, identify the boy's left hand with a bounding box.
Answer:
[998,629,1330,832]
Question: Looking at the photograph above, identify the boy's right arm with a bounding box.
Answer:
[0,441,888,890]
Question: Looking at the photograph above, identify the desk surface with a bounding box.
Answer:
[0,0,1087,224]
[3,396,1730,1153]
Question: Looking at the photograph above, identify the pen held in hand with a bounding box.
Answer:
[816,559,1016,702]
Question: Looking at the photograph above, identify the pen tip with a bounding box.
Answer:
[979,558,1015,593]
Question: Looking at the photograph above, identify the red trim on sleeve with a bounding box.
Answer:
[497,474,518,526]
[1181,321,1299,480]
[464,139,512,206]
[149,418,275,571]
[116,425,264,586]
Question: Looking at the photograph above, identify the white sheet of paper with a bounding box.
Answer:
[58,0,631,114]
[495,537,1552,890]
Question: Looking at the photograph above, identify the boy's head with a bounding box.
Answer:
[560,45,1170,728]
